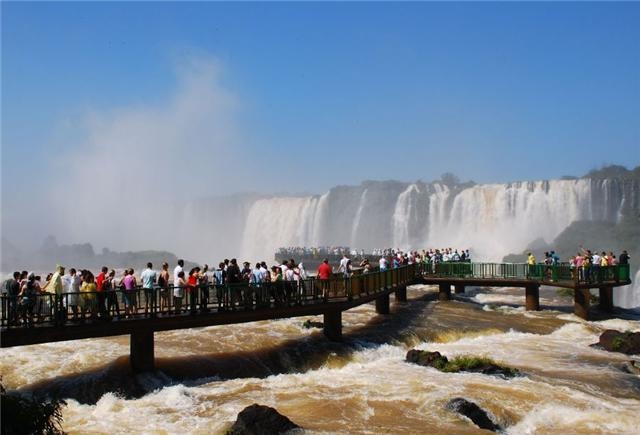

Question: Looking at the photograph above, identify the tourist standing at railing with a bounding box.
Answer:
[141,263,157,315]
[379,256,388,272]
[198,264,210,313]
[241,261,253,309]
[174,270,186,314]
[619,250,630,265]
[186,267,200,314]
[122,268,137,319]
[582,255,592,283]
[18,273,38,327]
[317,259,332,300]
[106,269,119,318]
[591,251,601,282]
[66,268,81,320]
[41,265,65,324]
[80,270,97,320]
[173,259,184,288]
[158,262,170,313]
[227,259,242,310]
[214,262,226,311]
[3,271,21,326]
[95,266,108,319]
[296,262,307,303]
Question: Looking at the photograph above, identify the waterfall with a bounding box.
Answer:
[350,189,368,248]
[392,184,418,250]
[222,177,639,308]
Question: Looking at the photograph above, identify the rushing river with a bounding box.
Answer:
[1,285,639,434]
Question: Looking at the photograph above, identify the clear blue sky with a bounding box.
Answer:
[2,1,639,203]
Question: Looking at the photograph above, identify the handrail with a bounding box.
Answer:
[0,263,420,328]
[425,262,631,283]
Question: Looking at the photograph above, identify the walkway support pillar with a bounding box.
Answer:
[454,285,465,295]
[323,309,342,341]
[130,329,155,372]
[376,294,390,314]
[525,284,540,311]
[438,284,451,301]
[599,287,614,312]
[574,288,591,320]
[395,286,407,302]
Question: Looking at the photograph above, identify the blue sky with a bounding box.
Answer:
[2,2,639,231]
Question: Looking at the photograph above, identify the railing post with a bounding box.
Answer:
[525,284,540,311]
[130,329,155,372]
[574,288,591,320]
[323,309,342,341]
[438,284,451,301]
[376,293,390,314]
[599,287,614,312]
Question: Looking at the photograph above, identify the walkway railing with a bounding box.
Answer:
[0,264,419,328]
[425,262,631,283]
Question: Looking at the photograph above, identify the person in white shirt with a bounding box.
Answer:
[173,259,184,286]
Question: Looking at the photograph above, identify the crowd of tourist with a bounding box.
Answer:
[277,246,356,258]
[526,249,630,282]
[3,246,631,327]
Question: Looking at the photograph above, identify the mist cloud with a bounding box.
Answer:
[43,53,244,257]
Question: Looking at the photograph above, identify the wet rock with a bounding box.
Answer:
[227,403,304,435]
[405,350,519,378]
[405,350,448,369]
[446,397,501,432]
[468,362,520,379]
[621,360,640,375]
[302,320,323,329]
[596,330,640,355]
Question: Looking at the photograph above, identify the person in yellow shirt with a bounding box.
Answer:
[80,271,97,320]
[527,252,536,265]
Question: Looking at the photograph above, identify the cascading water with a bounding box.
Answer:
[350,189,368,248]
[238,177,638,308]
[392,184,418,250]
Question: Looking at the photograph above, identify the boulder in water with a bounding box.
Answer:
[406,350,519,378]
[227,403,303,435]
[446,397,501,432]
[405,350,448,369]
[302,320,323,329]
[621,360,640,375]
[595,330,640,355]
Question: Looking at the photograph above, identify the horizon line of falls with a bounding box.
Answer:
[232,177,640,308]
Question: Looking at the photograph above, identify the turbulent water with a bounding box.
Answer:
[2,285,639,434]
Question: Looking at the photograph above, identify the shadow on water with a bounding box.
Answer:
[17,285,637,404]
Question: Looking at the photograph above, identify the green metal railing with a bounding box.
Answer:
[424,262,631,284]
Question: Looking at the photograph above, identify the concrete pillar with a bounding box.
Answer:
[574,288,591,320]
[438,284,451,301]
[395,286,407,302]
[454,285,465,294]
[599,287,614,312]
[323,310,342,341]
[525,284,540,311]
[376,294,390,314]
[130,329,155,372]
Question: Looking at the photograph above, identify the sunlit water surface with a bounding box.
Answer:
[1,285,639,434]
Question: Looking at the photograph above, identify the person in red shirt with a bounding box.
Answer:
[187,267,200,314]
[95,266,108,318]
[316,259,333,301]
